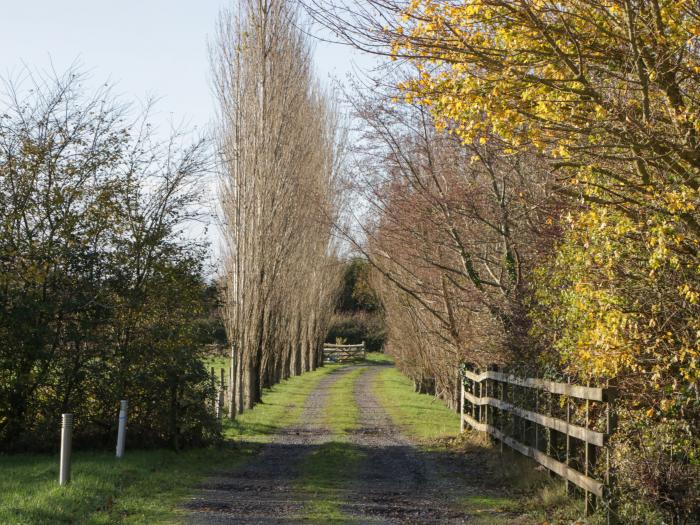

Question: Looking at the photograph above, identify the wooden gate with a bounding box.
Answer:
[322,342,366,363]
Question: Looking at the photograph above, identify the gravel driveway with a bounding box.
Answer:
[185,363,494,524]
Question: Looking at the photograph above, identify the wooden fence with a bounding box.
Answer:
[460,365,615,520]
[322,342,366,363]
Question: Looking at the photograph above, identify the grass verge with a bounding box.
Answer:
[364,352,394,365]
[0,363,340,525]
[323,367,366,435]
[223,364,341,443]
[0,447,249,525]
[371,365,459,440]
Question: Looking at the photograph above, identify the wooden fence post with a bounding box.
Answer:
[210,367,216,413]
[478,370,483,425]
[216,367,225,419]
[496,365,503,453]
[547,388,553,477]
[459,367,465,433]
[605,382,618,525]
[471,365,476,422]
[565,376,571,496]
[484,366,489,427]
[585,380,594,516]
[535,385,540,452]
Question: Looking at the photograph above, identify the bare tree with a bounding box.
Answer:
[339,79,561,407]
[213,0,344,416]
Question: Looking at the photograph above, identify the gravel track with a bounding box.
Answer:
[339,365,471,524]
[185,363,491,524]
[185,366,354,524]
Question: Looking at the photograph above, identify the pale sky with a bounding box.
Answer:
[0,1,373,264]
[0,0,367,131]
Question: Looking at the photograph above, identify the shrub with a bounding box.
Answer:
[325,312,386,352]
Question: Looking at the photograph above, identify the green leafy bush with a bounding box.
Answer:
[0,69,221,451]
[325,312,386,352]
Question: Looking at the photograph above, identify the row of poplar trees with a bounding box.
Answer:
[213,0,344,415]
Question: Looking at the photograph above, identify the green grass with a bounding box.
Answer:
[0,363,341,525]
[0,447,250,525]
[323,367,367,435]
[364,352,394,365]
[459,494,524,525]
[203,355,228,376]
[371,366,459,440]
[223,364,342,443]
[202,352,229,389]
[297,365,370,523]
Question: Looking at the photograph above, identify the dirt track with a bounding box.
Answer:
[185,363,502,524]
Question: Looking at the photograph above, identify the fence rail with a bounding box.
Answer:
[460,365,614,519]
[322,342,366,363]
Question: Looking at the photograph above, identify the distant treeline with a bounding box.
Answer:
[325,258,386,353]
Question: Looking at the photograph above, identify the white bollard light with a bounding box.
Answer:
[116,400,128,459]
[59,413,73,485]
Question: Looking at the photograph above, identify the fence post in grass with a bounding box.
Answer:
[565,376,571,496]
[216,367,225,418]
[470,365,476,422]
[485,364,492,429]
[59,413,73,485]
[605,380,618,525]
[584,381,594,516]
[547,388,553,478]
[460,366,465,433]
[210,367,216,413]
[478,368,483,425]
[116,400,128,459]
[535,384,539,452]
[496,365,503,453]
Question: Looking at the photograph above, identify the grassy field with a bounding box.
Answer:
[202,353,228,385]
[0,447,248,525]
[0,363,340,525]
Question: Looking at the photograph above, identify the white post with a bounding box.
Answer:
[460,371,465,433]
[216,389,223,418]
[116,400,128,459]
[59,413,73,485]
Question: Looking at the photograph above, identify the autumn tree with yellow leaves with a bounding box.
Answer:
[307,0,700,520]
